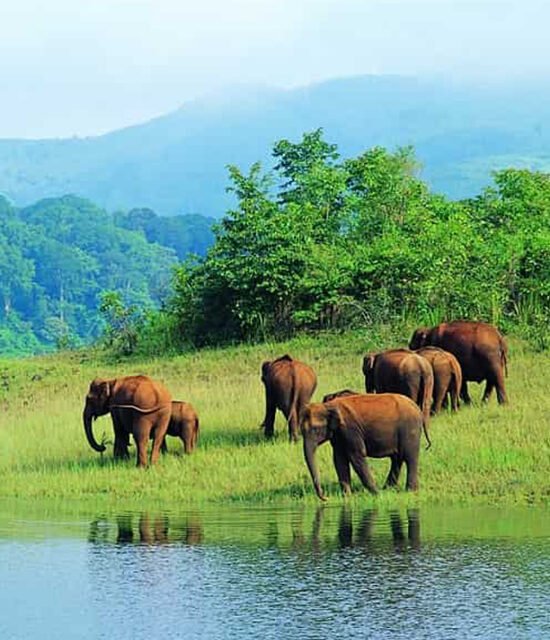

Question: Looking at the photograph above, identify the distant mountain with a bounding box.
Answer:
[1,75,550,216]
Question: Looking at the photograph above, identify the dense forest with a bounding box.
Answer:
[0,196,214,355]
[1,130,549,357]
[140,130,548,354]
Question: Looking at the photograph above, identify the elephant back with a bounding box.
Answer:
[112,375,172,412]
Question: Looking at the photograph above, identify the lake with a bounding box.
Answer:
[0,503,549,639]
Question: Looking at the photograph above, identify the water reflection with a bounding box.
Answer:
[88,512,204,546]
[85,506,422,554]
[336,507,420,552]
[1,504,549,640]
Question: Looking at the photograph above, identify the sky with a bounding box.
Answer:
[1,0,548,138]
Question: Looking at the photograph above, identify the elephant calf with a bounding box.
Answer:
[156,401,200,454]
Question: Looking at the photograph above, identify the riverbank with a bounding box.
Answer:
[1,330,549,506]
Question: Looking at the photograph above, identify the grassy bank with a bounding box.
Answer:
[1,330,549,507]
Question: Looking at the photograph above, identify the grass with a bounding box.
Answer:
[1,329,549,508]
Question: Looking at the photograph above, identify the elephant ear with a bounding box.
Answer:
[326,404,343,436]
[91,379,113,403]
[362,354,376,375]
[261,361,271,382]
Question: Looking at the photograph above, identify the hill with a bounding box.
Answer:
[0,194,214,355]
[1,76,550,216]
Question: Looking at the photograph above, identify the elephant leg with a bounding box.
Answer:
[383,455,403,489]
[460,380,472,405]
[288,408,300,443]
[432,381,445,414]
[112,412,130,459]
[183,423,196,454]
[133,417,150,468]
[150,411,170,465]
[348,451,378,495]
[404,455,419,491]
[494,368,507,405]
[332,444,352,496]
[482,380,495,403]
[262,396,277,439]
[449,386,459,411]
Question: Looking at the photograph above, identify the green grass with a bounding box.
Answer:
[1,330,549,508]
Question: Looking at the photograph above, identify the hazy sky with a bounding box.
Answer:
[1,0,548,138]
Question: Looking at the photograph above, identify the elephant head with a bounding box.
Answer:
[409,327,430,350]
[82,378,113,452]
[362,354,377,392]
[301,402,342,501]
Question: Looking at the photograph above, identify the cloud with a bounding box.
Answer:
[0,0,548,136]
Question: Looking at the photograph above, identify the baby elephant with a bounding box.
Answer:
[156,401,200,454]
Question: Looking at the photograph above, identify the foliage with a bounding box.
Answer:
[0,195,214,356]
[98,291,143,356]
[163,132,550,348]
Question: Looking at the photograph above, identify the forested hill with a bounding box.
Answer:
[1,76,550,217]
[0,195,214,355]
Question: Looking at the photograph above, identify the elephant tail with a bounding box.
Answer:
[500,337,509,377]
[419,371,433,450]
[287,368,301,439]
[110,402,168,414]
[194,416,200,448]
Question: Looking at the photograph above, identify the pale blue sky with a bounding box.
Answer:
[1,0,548,138]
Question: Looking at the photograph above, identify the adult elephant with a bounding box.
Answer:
[157,401,199,455]
[261,354,317,441]
[322,389,360,402]
[362,349,434,433]
[301,394,425,501]
[409,320,508,404]
[83,375,172,467]
[414,346,463,413]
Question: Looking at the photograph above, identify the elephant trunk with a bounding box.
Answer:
[303,437,326,501]
[83,404,106,453]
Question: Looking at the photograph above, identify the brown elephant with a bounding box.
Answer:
[414,346,463,413]
[362,349,433,437]
[322,389,360,402]
[83,375,172,467]
[158,401,200,454]
[301,394,425,501]
[261,354,317,441]
[409,320,508,404]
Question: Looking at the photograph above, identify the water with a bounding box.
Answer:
[0,504,549,639]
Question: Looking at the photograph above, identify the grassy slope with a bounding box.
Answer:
[1,330,549,508]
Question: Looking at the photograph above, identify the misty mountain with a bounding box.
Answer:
[1,75,549,217]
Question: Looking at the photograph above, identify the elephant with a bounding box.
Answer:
[414,346,463,413]
[301,393,426,501]
[362,348,434,437]
[155,400,199,455]
[409,320,508,404]
[322,389,360,402]
[83,375,172,467]
[261,354,317,441]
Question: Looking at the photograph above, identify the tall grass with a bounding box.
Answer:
[1,330,549,507]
